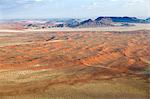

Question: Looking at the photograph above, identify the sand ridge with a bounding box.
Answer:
[0,30,149,98]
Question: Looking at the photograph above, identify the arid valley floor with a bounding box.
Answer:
[0,26,149,99]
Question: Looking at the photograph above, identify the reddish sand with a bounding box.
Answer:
[0,30,149,98]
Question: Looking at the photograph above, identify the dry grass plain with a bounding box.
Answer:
[0,26,149,99]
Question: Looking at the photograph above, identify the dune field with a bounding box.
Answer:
[0,27,149,99]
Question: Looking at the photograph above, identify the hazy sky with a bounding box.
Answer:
[0,0,150,19]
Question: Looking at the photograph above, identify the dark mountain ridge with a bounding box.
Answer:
[95,17,143,23]
[23,16,150,28]
[77,16,150,27]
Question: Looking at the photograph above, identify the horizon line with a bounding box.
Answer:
[0,16,149,20]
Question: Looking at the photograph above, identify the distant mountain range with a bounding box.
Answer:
[23,16,150,29]
[74,17,150,28]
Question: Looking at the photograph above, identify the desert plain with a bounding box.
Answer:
[0,24,149,99]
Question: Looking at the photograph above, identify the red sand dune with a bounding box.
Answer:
[0,30,149,97]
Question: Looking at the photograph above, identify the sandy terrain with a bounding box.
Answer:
[0,24,150,33]
[0,27,149,99]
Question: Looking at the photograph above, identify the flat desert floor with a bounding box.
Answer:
[0,26,149,99]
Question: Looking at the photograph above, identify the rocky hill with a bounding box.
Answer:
[78,18,114,27]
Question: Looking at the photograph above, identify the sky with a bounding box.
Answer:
[0,0,150,19]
